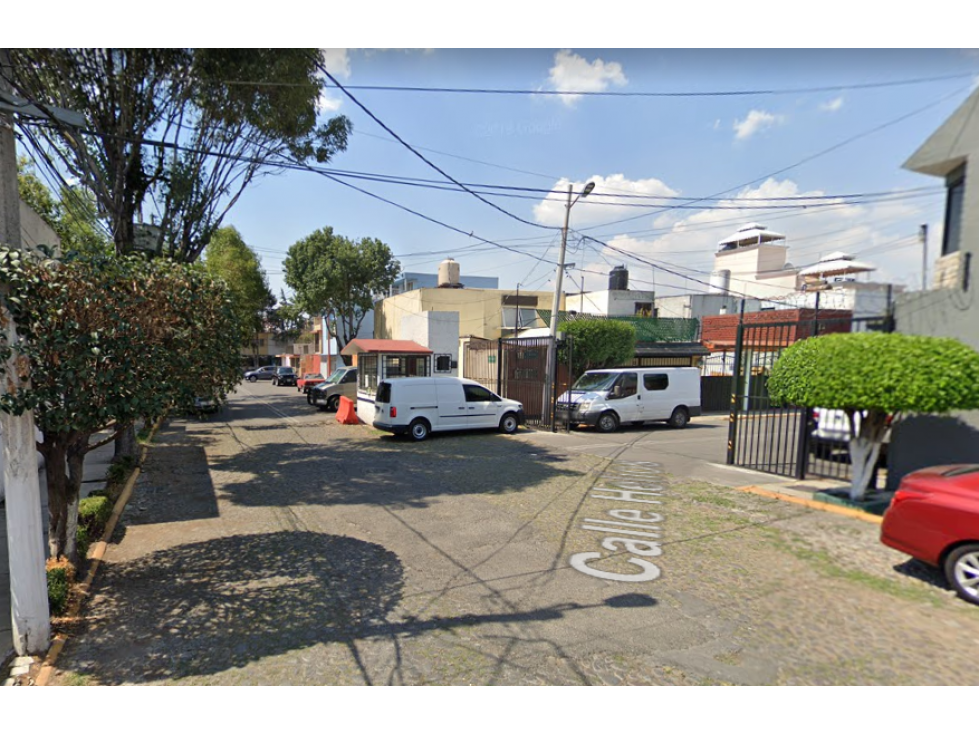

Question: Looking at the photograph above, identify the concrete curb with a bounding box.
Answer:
[34,422,160,686]
[733,484,884,525]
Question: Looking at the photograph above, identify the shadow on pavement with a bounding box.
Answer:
[208,429,583,511]
[64,531,658,684]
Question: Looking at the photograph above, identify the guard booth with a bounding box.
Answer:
[340,339,433,427]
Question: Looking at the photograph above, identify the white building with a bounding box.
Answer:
[564,266,655,317]
[710,224,800,300]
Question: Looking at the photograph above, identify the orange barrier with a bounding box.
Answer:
[336,396,361,425]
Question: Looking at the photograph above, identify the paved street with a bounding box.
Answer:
[47,381,979,685]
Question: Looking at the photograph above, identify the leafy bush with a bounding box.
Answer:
[80,495,113,536]
[46,558,75,616]
[768,332,979,414]
[559,319,637,376]
[75,525,90,562]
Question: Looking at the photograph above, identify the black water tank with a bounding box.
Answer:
[609,265,629,291]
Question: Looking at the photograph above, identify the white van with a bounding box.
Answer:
[373,377,526,441]
[556,367,701,433]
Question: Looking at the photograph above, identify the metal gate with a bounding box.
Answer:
[726,310,892,485]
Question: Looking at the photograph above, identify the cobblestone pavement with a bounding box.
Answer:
[47,382,979,685]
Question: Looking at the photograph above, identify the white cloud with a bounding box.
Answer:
[547,49,627,107]
[733,109,785,140]
[820,96,844,113]
[317,93,343,113]
[320,49,351,78]
[319,48,432,75]
[533,174,678,228]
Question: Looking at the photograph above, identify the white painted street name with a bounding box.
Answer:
[570,461,666,583]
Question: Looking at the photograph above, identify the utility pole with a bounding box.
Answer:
[544,181,593,428]
[920,224,928,291]
[0,49,51,655]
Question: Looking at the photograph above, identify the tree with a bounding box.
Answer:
[768,332,979,501]
[0,246,243,565]
[283,227,400,362]
[4,49,350,461]
[3,49,350,261]
[558,318,637,376]
[204,226,273,356]
[17,157,111,256]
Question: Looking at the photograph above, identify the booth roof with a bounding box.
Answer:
[340,339,433,356]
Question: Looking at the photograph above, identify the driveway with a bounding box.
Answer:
[46,382,979,685]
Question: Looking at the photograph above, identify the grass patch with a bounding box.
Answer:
[761,527,942,606]
[61,671,93,686]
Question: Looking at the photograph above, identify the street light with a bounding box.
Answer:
[544,182,594,429]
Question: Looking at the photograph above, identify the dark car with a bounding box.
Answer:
[244,365,277,382]
[272,366,297,387]
[881,464,979,605]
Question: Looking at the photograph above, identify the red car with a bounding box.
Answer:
[297,373,325,394]
[881,464,979,605]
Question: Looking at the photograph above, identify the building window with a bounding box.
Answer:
[943,164,966,256]
[635,302,653,317]
[435,354,452,372]
[359,355,379,395]
[382,355,430,379]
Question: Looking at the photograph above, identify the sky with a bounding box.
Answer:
[218,48,979,304]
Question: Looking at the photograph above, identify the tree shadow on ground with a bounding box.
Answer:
[64,531,656,684]
[207,428,584,512]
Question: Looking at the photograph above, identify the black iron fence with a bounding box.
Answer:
[726,311,892,487]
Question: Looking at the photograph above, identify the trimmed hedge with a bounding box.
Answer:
[46,558,75,616]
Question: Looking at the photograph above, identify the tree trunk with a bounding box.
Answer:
[40,439,69,559]
[847,410,890,502]
[114,421,137,463]
[65,447,86,567]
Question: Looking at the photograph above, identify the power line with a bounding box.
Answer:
[577,82,974,235]
[220,70,979,98]
[310,56,559,233]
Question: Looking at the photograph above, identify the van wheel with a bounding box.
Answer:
[327,395,340,412]
[669,407,690,428]
[597,411,619,433]
[409,419,431,441]
[499,413,519,435]
[306,393,313,405]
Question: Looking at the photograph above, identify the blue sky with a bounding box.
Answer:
[223,48,979,303]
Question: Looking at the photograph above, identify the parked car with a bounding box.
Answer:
[309,366,358,410]
[881,464,979,606]
[297,373,325,393]
[555,367,701,433]
[244,365,277,382]
[811,408,892,462]
[272,366,297,387]
[372,376,524,441]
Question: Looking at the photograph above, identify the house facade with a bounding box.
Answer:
[890,87,979,482]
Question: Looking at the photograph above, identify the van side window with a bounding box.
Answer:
[643,374,669,391]
[342,370,357,383]
[464,385,494,402]
[615,373,638,398]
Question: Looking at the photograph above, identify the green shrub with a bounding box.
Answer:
[559,319,637,375]
[46,559,74,616]
[75,525,90,561]
[79,495,113,534]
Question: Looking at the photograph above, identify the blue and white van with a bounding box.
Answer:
[373,377,525,441]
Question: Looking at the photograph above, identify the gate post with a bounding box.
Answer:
[795,407,814,480]
[726,301,746,465]
[496,338,503,395]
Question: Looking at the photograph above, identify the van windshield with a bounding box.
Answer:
[324,369,347,385]
[572,372,617,392]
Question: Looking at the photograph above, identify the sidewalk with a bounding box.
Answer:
[1,432,116,664]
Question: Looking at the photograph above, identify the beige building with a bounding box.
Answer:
[375,287,564,342]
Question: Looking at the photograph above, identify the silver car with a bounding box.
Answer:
[309,366,358,411]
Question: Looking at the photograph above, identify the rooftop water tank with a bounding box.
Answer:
[609,265,629,291]
[438,258,462,288]
[709,269,731,294]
